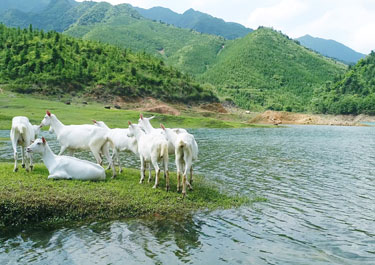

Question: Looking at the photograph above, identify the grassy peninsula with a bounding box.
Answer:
[0,163,253,228]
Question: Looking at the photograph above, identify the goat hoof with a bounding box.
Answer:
[119,169,123,173]
[111,175,116,179]
[13,168,18,172]
[30,165,34,171]
[152,185,157,189]
[182,192,186,198]
[25,168,30,172]
[22,164,25,168]
[166,185,170,192]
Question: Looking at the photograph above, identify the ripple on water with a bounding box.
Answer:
[1,125,375,264]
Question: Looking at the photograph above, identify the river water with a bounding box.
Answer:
[1,126,375,264]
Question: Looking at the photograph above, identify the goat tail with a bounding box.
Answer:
[177,139,186,148]
[105,136,115,150]
[16,124,27,135]
[160,142,169,159]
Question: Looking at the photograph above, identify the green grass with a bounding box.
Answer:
[0,91,266,129]
[0,163,253,228]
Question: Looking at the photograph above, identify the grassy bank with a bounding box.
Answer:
[0,163,254,228]
[0,92,268,129]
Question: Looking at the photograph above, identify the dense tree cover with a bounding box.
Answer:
[311,51,375,115]
[135,7,253,40]
[0,24,217,102]
[200,27,347,112]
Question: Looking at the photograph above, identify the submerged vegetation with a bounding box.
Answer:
[0,23,217,103]
[0,163,251,227]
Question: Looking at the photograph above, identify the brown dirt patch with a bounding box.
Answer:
[200,103,228,113]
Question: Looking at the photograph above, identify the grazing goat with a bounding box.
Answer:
[39,111,116,178]
[93,120,138,173]
[10,116,41,172]
[127,121,169,190]
[161,124,198,196]
[27,137,105,180]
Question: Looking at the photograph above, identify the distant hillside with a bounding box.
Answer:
[0,0,85,32]
[0,24,217,103]
[63,2,225,75]
[134,6,253,40]
[296,35,366,64]
[311,52,375,115]
[201,28,347,111]
[0,0,51,14]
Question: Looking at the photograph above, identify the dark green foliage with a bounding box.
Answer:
[0,24,217,103]
[200,28,347,112]
[296,34,366,65]
[135,6,253,40]
[311,51,375,115]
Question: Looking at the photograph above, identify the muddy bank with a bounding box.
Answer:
[250,110,375,126]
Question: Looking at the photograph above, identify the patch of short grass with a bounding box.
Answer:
[0,163,252,228]
[0,92,270,130]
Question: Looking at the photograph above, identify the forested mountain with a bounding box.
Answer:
[1,1,362,113]
[0,24,217,103]
[134,6,253,40]
[311,52,375,115]
[200,28,347,111]
[296,35,366,65]
[63,2,225,76]
[0,0,51,14]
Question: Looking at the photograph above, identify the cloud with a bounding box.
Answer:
[245,0,308,29]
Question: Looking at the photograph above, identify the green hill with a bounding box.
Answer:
[0,24,217,103]
[200,27,347,111]
[296,34,366,65]
[311,51,375,115]
[63,2,225,76]
[134,6,253,40]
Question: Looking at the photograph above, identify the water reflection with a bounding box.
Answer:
[1,126,375,264]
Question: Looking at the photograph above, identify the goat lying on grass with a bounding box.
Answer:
[10,116,41,172]
[27,137,106,180]
[40,110,116,178]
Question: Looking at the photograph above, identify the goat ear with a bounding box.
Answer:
[42,137,46,144]
[149,116,155,120]
[92,120,97,124]
[175,129,180,133]
[160,123,165,130]
[46,110,51,116]
[128,121,132,125]
[140,113,143,120]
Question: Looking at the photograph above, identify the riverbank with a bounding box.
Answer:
[0,91,271,130]
[0,163,253,228]
[249,110,375,126]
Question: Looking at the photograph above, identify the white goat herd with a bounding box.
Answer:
[12,111,198,196]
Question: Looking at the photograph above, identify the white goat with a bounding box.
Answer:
[39,110,116,178]
[93,120,138,173]
[138,114,187,154]
[27,137,105,180]
[10,116,41,172]
[161,124,198,196]
[127,121,170,190]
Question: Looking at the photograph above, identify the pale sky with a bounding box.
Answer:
[76,0,375,54]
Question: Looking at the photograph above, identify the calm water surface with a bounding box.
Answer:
[1,126,375,264]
